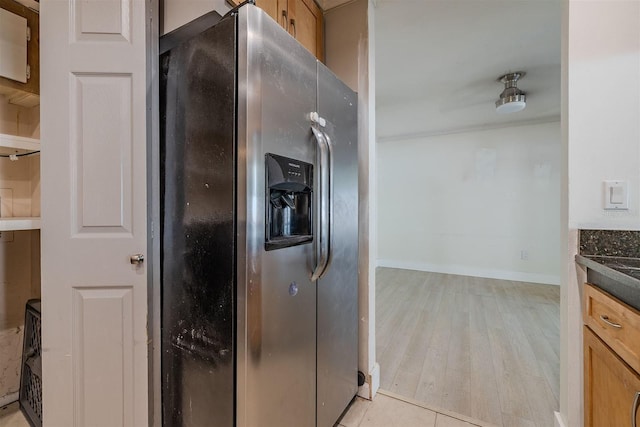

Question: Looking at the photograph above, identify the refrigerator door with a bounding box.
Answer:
[236,6,318,427]
[160,16,236,427]
[316,64,359,427]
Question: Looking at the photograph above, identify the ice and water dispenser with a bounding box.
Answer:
[265,153,313,250]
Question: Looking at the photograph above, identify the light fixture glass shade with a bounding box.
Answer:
[496,72,526,114]
[495,95,526,114]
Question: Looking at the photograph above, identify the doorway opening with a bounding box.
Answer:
[374,1,562,426]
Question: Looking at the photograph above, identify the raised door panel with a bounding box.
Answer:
[288,0,322,60]
[584,327,640,427]
[71,73,133,234]
[41,0,148,425]
[72,288,134,427]
[72,0,131,42]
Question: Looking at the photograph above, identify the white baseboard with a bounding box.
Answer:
[357,382,370,400]
[0,392,18,408]
[377,259,560,286]
[554,411,566,427]
[357,362,381,400]
[370,363,380,398]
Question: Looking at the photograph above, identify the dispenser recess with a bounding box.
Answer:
[265,153,313,250]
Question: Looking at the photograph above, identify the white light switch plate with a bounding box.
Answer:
[604,180,629,210]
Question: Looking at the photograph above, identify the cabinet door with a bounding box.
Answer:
[584,327,640,427]
[255,0,280,24]
[287,0,323,60]
[0,0,39,96]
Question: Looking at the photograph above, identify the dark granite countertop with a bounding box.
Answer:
[576,254,640,310]
[580,230,640,258]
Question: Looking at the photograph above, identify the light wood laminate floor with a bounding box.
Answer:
[376,268,560,427]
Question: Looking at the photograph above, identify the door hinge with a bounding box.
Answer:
[26,65,30,80]
[26,26,31,42]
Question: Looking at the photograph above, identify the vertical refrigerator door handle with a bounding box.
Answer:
[311,126,332,281]
[322,129,334,272]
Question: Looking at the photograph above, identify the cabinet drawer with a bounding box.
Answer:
[585,283,640,373]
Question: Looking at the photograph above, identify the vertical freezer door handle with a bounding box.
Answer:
[311,125,332,281]
[322,129,334,274]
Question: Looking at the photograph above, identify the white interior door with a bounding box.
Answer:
[40,0,148,425]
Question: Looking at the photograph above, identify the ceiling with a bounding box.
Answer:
[375,0,562,141]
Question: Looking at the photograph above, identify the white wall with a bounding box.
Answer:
[568,1,640,231]
[324,0,379,399]
[377,121,561,285]
[560,1,640,426]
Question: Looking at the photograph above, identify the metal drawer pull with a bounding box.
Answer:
[600,314,622,329]
[632,391,640,427]
[290,18,296,37]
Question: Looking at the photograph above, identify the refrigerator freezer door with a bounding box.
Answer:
[316,64,359,427]
[160,16,236,427]
[236,6,318,427]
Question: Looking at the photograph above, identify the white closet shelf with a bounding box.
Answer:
[0,133,40,156]
[0,217,41,231]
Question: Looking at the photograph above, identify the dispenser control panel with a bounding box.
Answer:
[265,153,313,251]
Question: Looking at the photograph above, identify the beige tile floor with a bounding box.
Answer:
[337,390,497,427]
[1,389,495,427]
[0,402,29,427]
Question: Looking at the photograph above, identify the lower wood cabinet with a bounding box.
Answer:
[584,326,640,426]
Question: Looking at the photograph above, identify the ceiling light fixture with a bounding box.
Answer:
[495,72,526,114]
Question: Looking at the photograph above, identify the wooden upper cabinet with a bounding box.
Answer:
[0,0,39,106]
[255,0,280,23]
[288,0,323,60]
[236,0,324,61]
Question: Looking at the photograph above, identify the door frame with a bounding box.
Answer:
[146,0,161,425]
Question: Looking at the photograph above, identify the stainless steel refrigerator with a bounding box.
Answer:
[160,5,358,427]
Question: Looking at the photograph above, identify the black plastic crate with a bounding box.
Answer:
[19,299,41,427]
